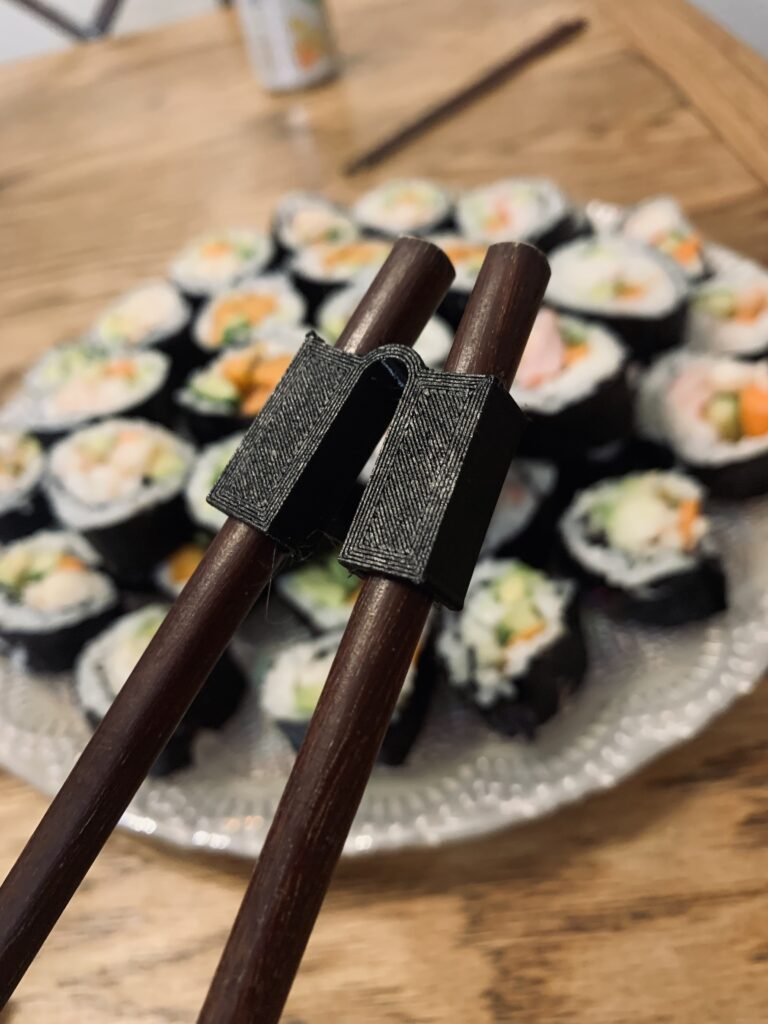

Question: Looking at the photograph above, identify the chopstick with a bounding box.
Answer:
[0,236,455,1010]
[343,18,587,175]
[197,241,550,1024]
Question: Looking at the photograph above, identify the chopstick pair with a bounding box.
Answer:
[0,236,549,1023]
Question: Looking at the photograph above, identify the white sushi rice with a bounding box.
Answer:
[456,177,569,243]
[76,604,168,716]
[687,265,768,357]
[482,460,557,553]
[560,472,709,588]
[262,629,417,722]
[170,228,275,298]
[0,431,44,514]
[46,419,194,530]
[291,239,392,284]
[622,196,706,280]
[316,284,452,367]
[638,352,768,465]
[547,236,686,317]
[353,179,452,235]
[91,281,189,349]
[194,276,306,353]
[511,317,626,414]
[274,193,359,251]
[10,347,169,433]
[428,234,488,293]
[185,433,244,533]
[0,531,116,632]
[437,560,572,706]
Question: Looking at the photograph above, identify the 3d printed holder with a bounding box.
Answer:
[209,332,524,609]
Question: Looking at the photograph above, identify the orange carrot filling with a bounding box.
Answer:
[740,384,768,437]
[677,499,700,550]
[169,544,205,584]
[212,295,279,340]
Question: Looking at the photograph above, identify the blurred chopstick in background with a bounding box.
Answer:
[343,17,588,176]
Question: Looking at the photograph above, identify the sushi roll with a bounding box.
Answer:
[290,239,392,320]
[687,264,768,360]
[271,192,359,259]
[316,283,453,367]
[175,327,305,444]
[482,459,559,566]
[0,431,50,542]
[622,196,708,282]
[184,433,243,536]
[76,604,246,775]
[261,625,436,766]
[9,343,171,447]
[456,177,583,251]
[154,538,209,599]
[169,228,276,308]
[352,179,453,238]
[192,276,306,360]
[90,281,193,379]
[559,471,727,626]
[46,419,194,581]
[437,560,586,739]
[275,551,360,632]
[637,352,768,497]
[0,531,118,672]
[512,309,632,456]
[428,235,488,329]
[547,236,689,363]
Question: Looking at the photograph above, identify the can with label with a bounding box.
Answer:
[236,0,340,93]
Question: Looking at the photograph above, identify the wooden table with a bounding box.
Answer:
[1,1,767,1020]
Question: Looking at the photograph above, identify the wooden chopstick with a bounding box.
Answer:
[0,236,454,1010]
[198,241,551,1024]
[343,18,587,175]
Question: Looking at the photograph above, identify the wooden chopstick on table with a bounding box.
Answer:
[0,236,455,1010]
[198,241,550,1024]
[343,17,588,175]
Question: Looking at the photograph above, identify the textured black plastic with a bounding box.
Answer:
[209,332,525,608]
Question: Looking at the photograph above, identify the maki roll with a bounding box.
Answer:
[261,626,435,766]
[316,283,453,367]
[90,281,193,379]
[547,236,688,362]
[482,459,559,566]
[428,235,488,329]
[637,353,768,497]
[290,239,392,320]
[456,177,583,251]
[275,551,360,632]
[437,560,586,738]
[272,192,359,259]
[10,344,171,446]
[193,276,306,359]
[559,471,727,626]
[352,179,453,238]
[155,538,209,599]
[169,228,276,308]
[0,431,49,541]
[176,327,305,443]
[687,264,768,360]
[76,604,246,775]
[0,531,118,671]
[622,196,708,282]
[184,433,243,536]
[46,419,194,581]
[512,309,632,456]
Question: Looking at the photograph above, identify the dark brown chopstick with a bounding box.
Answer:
[343,18,587,175]
[0,236,454,1010]
[198,241,550,1024]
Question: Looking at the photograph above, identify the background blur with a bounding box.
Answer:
[1,0,767,63]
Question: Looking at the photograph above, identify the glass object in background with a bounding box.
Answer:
[236,0,339,92]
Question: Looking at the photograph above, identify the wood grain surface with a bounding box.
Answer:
[1,1,767,1020]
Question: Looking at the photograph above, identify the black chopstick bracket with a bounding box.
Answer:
[209,332,524,607]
